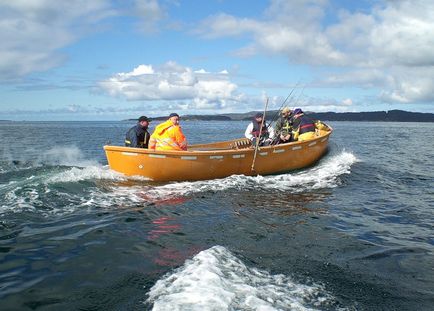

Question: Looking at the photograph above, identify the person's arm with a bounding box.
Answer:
[148,134,156,150]
[245,123,253,140]
[174,126,187,150]
[144,132,150,148]
[274,119,282,134]
[130,130,139,147]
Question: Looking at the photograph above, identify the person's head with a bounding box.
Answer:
[138,116,150,128]
[169,113,180,125]
[281,107,291,117]
[254,112,263,123]
[292,108,303,117]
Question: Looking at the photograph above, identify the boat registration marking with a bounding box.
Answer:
[292,146,302,150]
[210,155,224,159]
[121,152,138,156]
[321,138,328,142]
[149,154,166,159]
[232,154,245,159]
[259,152,268,156]
[181,156,197,160]
[273,149,285,153]
[308,141,317,147]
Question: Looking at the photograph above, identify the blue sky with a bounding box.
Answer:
[1,0,434,121]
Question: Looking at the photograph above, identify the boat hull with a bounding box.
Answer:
[104,130,332,181]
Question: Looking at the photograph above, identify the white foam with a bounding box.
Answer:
[0,151,357,216]
[36,146,99,167]
[46,166,127,183]
[130,151,358,202]
[147,245,337,310]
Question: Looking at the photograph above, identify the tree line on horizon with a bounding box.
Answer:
[126,109,434,122]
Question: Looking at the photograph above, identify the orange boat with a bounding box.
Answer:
[104,127,332,182]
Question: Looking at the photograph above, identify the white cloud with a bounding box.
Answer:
[98,61,246,110]
[0,0,177,80]
[342,98,353,106]
[295,95,356,112]
[0,0,114,80]
[380,67,434,103]
[195,0,434,105]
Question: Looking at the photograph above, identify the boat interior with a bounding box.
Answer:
[188,138,252,151]
[188,127,331,152]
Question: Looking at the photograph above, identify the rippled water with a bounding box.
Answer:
[0,121,433,310]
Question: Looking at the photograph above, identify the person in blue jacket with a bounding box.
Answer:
[125,116,151,148]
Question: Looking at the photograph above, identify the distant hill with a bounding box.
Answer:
[308,110,434,122]
[124,109,434,122]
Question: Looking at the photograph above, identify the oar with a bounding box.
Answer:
[251,97,269,172]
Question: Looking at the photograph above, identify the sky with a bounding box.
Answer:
[1,0,434,121]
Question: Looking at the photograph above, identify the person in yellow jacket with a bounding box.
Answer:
[149,113,188,151]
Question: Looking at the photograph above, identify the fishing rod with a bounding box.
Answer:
[266,80,301,130]
[251,97,269,172]
[291,84,306,112]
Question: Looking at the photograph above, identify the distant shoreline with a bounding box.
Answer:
[124,109,434,123]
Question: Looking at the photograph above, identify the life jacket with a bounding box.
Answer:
[149,119,187,151]
[125,124,150,148]
[251,121,269,139]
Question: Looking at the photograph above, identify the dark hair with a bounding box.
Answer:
[138,116,149,122]
[254,112,263,118]
[169,113,179,118]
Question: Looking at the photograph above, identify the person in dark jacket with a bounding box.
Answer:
[125,116,151,148]
[290,108,316,141]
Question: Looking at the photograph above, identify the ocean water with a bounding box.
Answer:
[0,120,433,311]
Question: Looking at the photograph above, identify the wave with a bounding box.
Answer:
[146,245,341,310]
[0,151,357,216]
[127,151,358,201]
[0,146,98,173]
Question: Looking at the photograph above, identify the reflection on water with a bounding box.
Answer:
[232,191,332,219]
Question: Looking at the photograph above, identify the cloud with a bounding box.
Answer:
[194,0,434,105]
[0,0,114,80]
[133,0,167,34]
[98,61,246,110]
[0,0,175,80]
[293,95,356,113]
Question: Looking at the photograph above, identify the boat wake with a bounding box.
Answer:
[146,245,342,310]
[0,150,357,216]
[121,150,358,202]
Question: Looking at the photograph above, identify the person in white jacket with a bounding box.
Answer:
[245,112,275,146]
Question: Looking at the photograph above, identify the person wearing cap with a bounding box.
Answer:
[290,108,317,141]
[125,116,151,148]
[274,107,294,144]
[148,113,187,151]
[244,112,275,146]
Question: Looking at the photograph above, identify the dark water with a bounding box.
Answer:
[0,121,433,310]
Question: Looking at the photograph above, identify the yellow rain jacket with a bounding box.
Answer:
[149,120,187,151]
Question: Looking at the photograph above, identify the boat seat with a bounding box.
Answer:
[230,138,252,149]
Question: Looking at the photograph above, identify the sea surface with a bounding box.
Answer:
[0,120,433,311]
